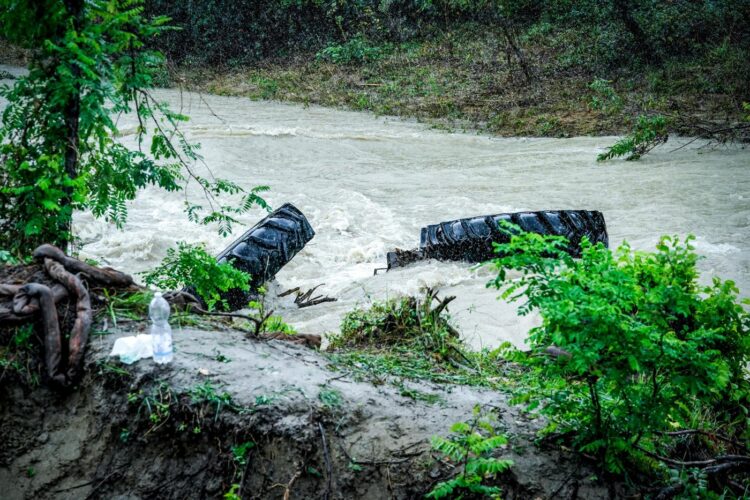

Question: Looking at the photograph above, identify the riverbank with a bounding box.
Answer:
[3,25,746,140]
[0,324,610,499]
[171,28,747,139]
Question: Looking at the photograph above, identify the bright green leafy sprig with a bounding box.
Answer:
[141,242,250,311]
[488,222,750,473]
[427,405,513,499]
[597,114,668,161]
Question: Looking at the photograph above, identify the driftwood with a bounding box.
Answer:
[260,332,322,349]
[279,284,337,308]
[1,244,133,388]
[1,283,68,322]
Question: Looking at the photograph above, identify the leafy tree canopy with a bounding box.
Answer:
[0,0,267,255]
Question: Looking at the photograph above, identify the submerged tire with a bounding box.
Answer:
[419,210,608,263]
[215,203,314,310]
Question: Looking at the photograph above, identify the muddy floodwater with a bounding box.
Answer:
[7,74,742,348]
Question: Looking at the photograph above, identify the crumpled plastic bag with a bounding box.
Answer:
[110,334,153,364]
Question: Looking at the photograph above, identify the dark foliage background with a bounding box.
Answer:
[146,0,750,69]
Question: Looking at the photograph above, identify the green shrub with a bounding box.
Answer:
[329,290,459,359]
[262,315,297,334]
[316,35,390,64]
[588,77,622,114]
[489,224,750,472]
[427,405,513,499]
[598,114,668,161]
[0,250,19,265]
[141,242,250,310]
[240,286,297,335]
[0,324,41,386]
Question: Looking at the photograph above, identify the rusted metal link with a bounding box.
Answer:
[44,258,92,384]
[33,244,134,288]
[20,283,66,387]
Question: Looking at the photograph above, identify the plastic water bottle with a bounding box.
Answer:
[150,292,173,364]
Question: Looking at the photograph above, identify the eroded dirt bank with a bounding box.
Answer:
[0,327,609,499]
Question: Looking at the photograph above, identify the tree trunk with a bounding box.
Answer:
[56,0,85,249]
[614,0,656,63]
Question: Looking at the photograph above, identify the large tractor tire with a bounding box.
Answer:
[418,210,608,263]
[215,203,314,310]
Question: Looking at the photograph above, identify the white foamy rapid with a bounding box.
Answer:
[5,66,747,349]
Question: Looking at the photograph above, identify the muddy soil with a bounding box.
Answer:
[0,326,610,499]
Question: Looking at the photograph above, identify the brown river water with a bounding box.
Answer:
[3,66,748,348]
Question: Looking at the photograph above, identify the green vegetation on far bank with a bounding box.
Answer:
[4,2,748,140]
[144,0,750,140]
[173,24,747,139]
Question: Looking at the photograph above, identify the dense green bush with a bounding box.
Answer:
[489,224,750,473]
[316,35,391,64]
[142,242,250,310]
[588,77,622,114]
[329,290,460,360]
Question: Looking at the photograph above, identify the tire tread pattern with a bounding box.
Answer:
[419,210,608,262]
[215,203,314,310]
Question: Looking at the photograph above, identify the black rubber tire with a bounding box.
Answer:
[419,210,608,263]
[214,203,314,310]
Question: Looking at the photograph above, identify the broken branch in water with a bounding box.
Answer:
[281,283,337,308]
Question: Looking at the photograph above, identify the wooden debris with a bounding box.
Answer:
[33,244,133,287]
[280,284,337,308]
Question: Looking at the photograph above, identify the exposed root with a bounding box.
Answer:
[269,468,302,500]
